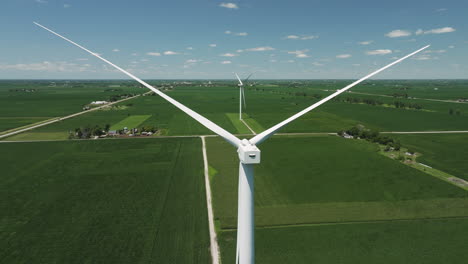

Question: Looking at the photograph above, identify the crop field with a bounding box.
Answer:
[3,80,468,142]
[205,135,468,262]
[0,138,210,263]
[1,79,468,263]
[393,133,468,181]
[219,218,468,264]
[109,115,152,130]
[0,80,144,132]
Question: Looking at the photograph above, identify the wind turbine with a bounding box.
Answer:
[34,22,429,264]
[235,73,253,120]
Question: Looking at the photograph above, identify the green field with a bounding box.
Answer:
[219,218,468,264]
[3,80,468,142]
[206,135,468,262]
[0,138,210,263]
[109,115,152,130]
[392,133,468,181]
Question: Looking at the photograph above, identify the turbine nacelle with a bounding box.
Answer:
[237,139,261,164]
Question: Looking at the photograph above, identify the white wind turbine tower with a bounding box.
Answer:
[235,73,253,120]
[34,22,429,264]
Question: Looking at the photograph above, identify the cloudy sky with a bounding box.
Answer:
[0,0,466,79]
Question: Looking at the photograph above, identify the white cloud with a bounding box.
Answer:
[424,49,446,54]
[225,30,232,34]
[0,61,90,72]
[220,53,238,57]
[413,55,434,60]
[287,60,295,63]
[366,49,392,55]
[245,46,275,52]
[35,0,47,3]
[269,59,277,63]
[312,62,324,66]
[219,3,238,9]
[186,47,193,50]
[221,60,232,64]
[448,45,455,49]
[358,40,373,45]
[112,49,120,52]
[285,35,318,40]
[64,4,71,8]
[185,59,199,63]
[236,49,244,53]
[209,44,217,47]
[416,27,456,35]
[336,54,352,59]
[288,49,310,58]
[131,53,138,56]
[76,58,89,61]
[140,59,148,62]
[147,52,161,56]
[385,29,412,38]
[436,8,447,12]
[163,51,179,55]
[235,32,248,36]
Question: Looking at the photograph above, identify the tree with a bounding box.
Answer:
[449,108,454,115]
[104,124,110,132]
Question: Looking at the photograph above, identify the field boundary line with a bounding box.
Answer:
[201,136,221,264]
[221,215,468,231]
[240,119,256,135]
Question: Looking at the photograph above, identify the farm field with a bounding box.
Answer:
[219,218,468,264]
[0,138,210,263]
[393,133,468,181]
[3,80,468,141]
[205,135,468,262]
[0,80,144,132]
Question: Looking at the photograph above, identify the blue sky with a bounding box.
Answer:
[0,0,466,79]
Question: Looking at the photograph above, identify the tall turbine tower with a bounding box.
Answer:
[235,73,253,120]
[34,22,429,264]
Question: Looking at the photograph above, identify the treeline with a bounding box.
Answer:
[449,108,462,115]
[336,97,423,110]
[69,124,110,139]
[338,125,401,150]
[393,101,422,110]
[109,93,137,102]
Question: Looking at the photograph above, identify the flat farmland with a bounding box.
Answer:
[219,218,468,264]
[3,80,468,142]
[206,135,468,262]
[0,138,210,263]
[0,80,144,132]
[393,133,468,181]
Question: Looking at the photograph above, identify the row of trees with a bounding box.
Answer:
[109,93,137,102]
[69,124,110,139]
[393,101,422,110]
[338,125,401,150]
[449,108,462,115]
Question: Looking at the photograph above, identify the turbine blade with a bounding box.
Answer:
[250,45,430,145]
[34,22,241,147]
[243,72,254,83]
[235,73,243,86]
[242,87,247,109]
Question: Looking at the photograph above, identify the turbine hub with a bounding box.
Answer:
[237,139,261,164]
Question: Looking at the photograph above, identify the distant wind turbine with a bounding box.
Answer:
[235,73,253,120]
[34,21,429,264]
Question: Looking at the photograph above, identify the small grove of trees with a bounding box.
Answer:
[69,124,110,139]
[109,93,136,102]
[449,108,461,115]
[140,125,158,133]
[338,124,401,150]
[393,101,422,110]
[336,97,384,106]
